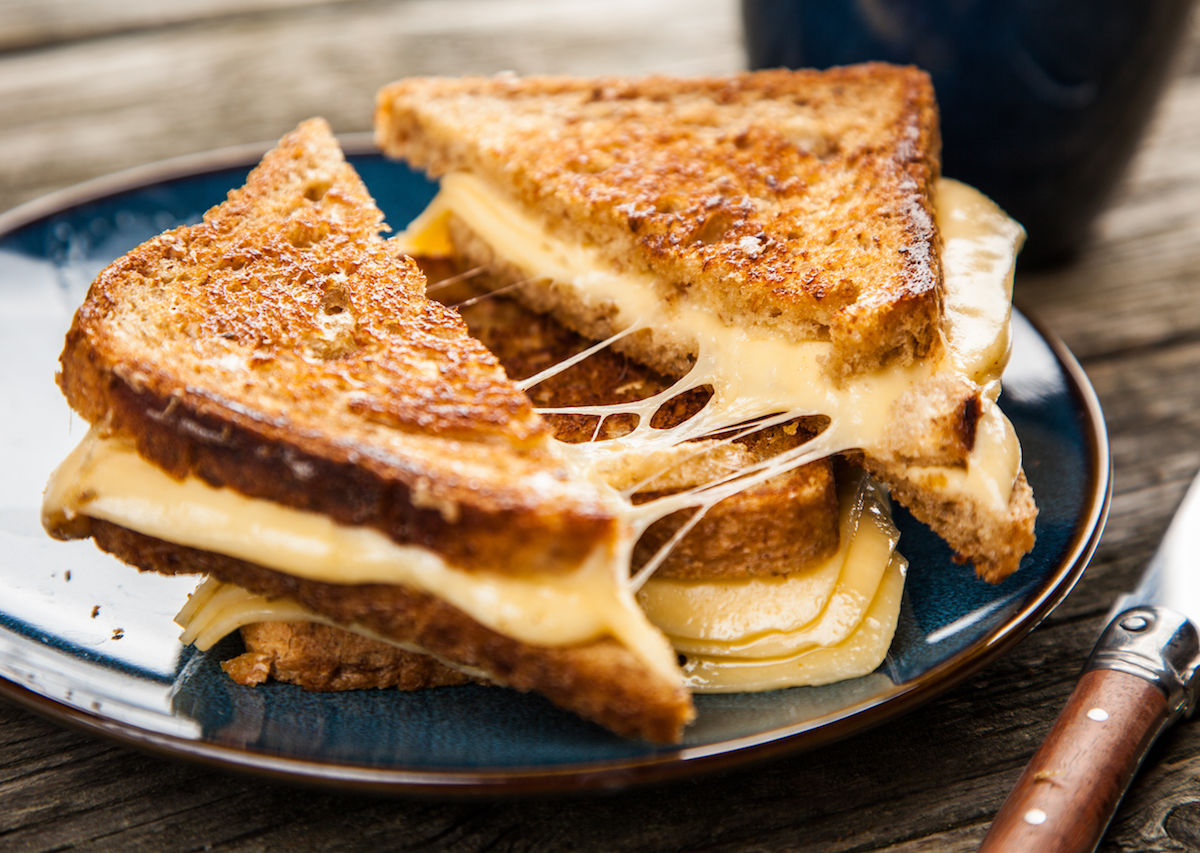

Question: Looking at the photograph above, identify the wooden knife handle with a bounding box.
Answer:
[980,668,1169,853]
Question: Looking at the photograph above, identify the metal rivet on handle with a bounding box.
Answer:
[1120,614,1150,632]
[1024,808,1047,826]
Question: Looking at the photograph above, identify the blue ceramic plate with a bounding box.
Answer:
[0,137,1109,795]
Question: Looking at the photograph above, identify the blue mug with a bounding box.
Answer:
[743,0,1195,267]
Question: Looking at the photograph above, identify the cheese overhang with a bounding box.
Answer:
[639,473,906,692]
[41,428,681,683]
[399,172,1025,534]
[680,553,906,692]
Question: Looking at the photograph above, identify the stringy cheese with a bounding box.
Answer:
[400,173,1025,540]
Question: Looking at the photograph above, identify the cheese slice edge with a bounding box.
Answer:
[42,427,682,683]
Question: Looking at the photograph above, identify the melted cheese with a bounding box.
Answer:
[401,172,1025,526]
[638,474,906,692]
[175,577,496,681]
[937,177,1025,393]
[906,396,1021,514]
[640,476,899,659]
[43,173,1022,701]
[680,552,906,692]
[175,577,315,650]
[172,474,902,694]
[42,428,680,682]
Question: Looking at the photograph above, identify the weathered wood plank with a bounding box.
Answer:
[1034,335,1200,626]
[0,616,1116,852]
[0,0,740,214]
[0,0,353,52]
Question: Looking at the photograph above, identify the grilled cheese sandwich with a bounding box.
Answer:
[42,119,694,742]
[376,68,1036,583]
[190,164,1025,697]
[44,65,1039,741]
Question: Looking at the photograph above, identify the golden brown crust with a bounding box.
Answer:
[377,65,944,376]
[90,521,694,743]
[868,467,1038,583]
[56,119,617,575]
[226,621,474,691]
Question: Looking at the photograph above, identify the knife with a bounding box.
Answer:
[981,471,1200,853]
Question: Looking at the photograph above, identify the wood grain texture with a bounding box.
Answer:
[0,0,355,51]
[981,670,1170,853]
[2,2,1200,851]
[0,0,740,214]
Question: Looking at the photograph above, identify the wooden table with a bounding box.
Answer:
[3,2,1199,850]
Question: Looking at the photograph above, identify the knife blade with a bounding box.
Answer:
[981,470,1200,853]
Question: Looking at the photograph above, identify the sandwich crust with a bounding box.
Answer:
[225,621,474,691]
[90,521,694,743]
[864,464,1037,584]
[56,118,616,576]
[376,65,944,377]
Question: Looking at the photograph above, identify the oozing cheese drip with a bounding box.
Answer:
[681,553,907,692]
[42,429,680,683]
[403,173,1025,546]
[638,473,906,691]
[171,473,903,692]
[639,475,897,656]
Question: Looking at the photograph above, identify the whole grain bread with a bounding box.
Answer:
[55,118,616,577]
[91,521,693,742]
[49,119,695,741]
[224,620,474,691]
[376,65,944,378]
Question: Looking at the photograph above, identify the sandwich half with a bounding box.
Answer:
[41,119,694,742]
[374,65,1036,586]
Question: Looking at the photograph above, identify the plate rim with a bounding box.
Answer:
[0,141,1111,796]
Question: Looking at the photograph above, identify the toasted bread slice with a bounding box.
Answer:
[224,620,474,691]
[45,119,693,742]
[375,69,1036,581]
[376,65,943,378]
